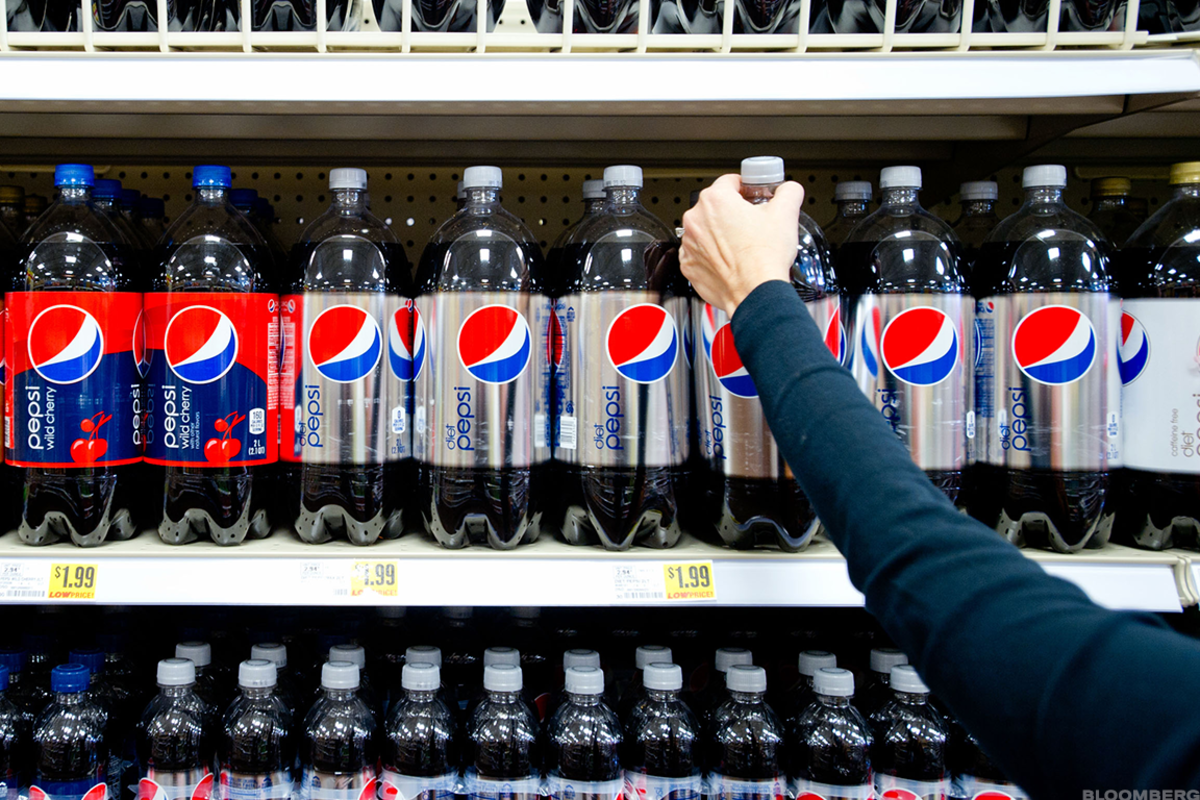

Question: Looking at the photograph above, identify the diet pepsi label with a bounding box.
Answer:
[849,293,968,472]
[297,770,377,800]
[29,781,108,800]
[144,292,279,467]
[1118,299,1200,474]
[137,773,214,800]
[949,775,1027,800]
[874,775,950,800]
[219,770,293,800]
[546,775,623,800]
[624,771,701,800]
[462,771,540,800]
[413,292,538,469]
[4,292,142,468]
[557,292,687,468]
[704,773,784,800]
[379,769,457,800]
[279,293,405,464]
[532,295,565,459]
[788,778,874,800]
[981,292,1117,471]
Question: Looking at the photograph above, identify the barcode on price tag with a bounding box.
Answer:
[47,563,99,600]
[0,561,46,600]
[612,564,666,602]
[299,561,349,598]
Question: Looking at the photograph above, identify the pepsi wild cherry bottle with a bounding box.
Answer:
[842,165,969,507]
[694,156,839,552]
[145,165,278,546]
[280,168,408,545]
[5,163,141,546]
[972,164,1118,553]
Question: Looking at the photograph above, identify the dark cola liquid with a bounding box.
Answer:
[709,697,784,781]
[137,691,211,779]
[546,696,622,795]
[467,695,540,781]
[301,693,377,775]
[383,691,457,778]
[785,698,871,788]
[35,699,108,791]
[622,693,701,780]
[869,697,946,784]
[711,476,818,553]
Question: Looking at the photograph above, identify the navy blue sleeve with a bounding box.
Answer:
[730,279,1200,795]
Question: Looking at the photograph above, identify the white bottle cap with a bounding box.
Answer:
[870,648,909,675]
[740,156,785,185]
[463,166,502,190]
[251,643,287,668]
[484,647,521,668]
[960,180,998,201]
[564,649,600,670]
[635,646,672,671]
[484,663,523,692]
[456,180,465,200]
[813,667,855,698]
[330,644,366,669]
[402,662,440,692]
[879,166,922,190]
[797,650,836,678]
[890,664,929,694]
[582,179,606,200]
[443,606,473,619]
[835,181,873,201]
[643,663,683,692]
[157,658,196,687]
[322,661,360,690]
[407,645,442,668]
[238,659,277,689]
[603,165,643,189]
[329,168,368,191]
[564,665,605,695]
[725,664,767,694]
[1023,164,1068,189]
[714,648,753,673]
[175,642,211,668]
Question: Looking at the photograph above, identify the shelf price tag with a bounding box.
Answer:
[351,561,398,598]
[663,561,716,601]
[48,563,98,600]
[0,561,46,600]
[612,561,717,603]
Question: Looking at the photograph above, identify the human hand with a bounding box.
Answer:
[680,174,804,317]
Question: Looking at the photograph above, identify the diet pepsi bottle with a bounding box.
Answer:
[414,166,546,549]
[0,665,24,800]
[695,156,839,551]
[249,0,361,31]
[381,664,457,800]
[857,648,907,719]
[556,164,688,550]
[248,646,299,718]
[780,650,836,722]
[706,666,784,800]
[949,727,1026,799]
[545,666,622,800]
[219,660,293,800]
[299,662,377,800]
[32,665,108,800]
[616,645,672,721]
[136,659,213,800]
[786,668,872,800]
[870,666,948,800]
[1111,161,1200,550]
[372,0,504,31]
[526,0,637,33]
[280,168,408,545]
[5,163,141,546]
[621,663,702,800]
[695,647,753,730]
[546,180,607,289]
[174,643,225,717]
[465,665,540,800]
[953,181,1000,258]
[842,166,970,506]
[972,165,1118,552]
[146,165,278,546]
[823,181,873,256]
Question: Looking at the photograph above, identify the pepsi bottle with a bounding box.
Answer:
[816,0,961,33]
[706,666,785,800]
[869,666,948,800]
[695,156,839,552]
[616,645,672,722]
[779,650,835,722]
[138,198,167,248]
[413,166,546,549]
[1111,161,1200,550]
[1087,177,1142,248]
[0,665,24,800]
[695,647,753,731]
[786,668,872,800]
[299,662,377,800]
[556,164,688,550]
[248,645,299,718]
[146,165,278,546]
[953,181,1000,257]
[465,665,540,800]
[32,665,108,800]
[219,660,294,800]
[280,168,408,545]
[5,164,141,547]
[526,0,637,33]
[823,181,872,256]
[465,648,522,721]
[381,663,457,800]
[621,663,702,800]
[546,180,607,289]
[0,650,50,732]
[136,659,214,800]
[372,0,504,31]
[972,165,1118,552]
[545,666,622,800]
[119,190,147,244]
[91,180,145,257]
[505,609,553,722]
[842,165,970,507]
[249,0,361,30]
[857,648,908,720]
[949,727,1026,799]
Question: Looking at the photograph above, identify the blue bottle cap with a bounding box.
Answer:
[0,650,26,674]
[0,665,8,692]
[54,164,94,188]
[51,664,91,693]
[138,197,165,218]
[193,165,232,189]
[229,188,258,209]
[120,188,141,209]
[93,179,122,199]
[69,649,105,675]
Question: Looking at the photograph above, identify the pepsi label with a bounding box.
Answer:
[29,782,108,800]
[1118,299,1200,473]
[137,773,214,800]
[219,770,293,800]
[379,769,457,800]
[533,296,567,458]
[413,292,538,469]
[850,293,968,472]
[462,771,540,800]
[788,778,874,800]
[144,293,279,467]
[873,775,950,800]
[949,775,1027,800]
[704,774,785,800]
[4,292,142,467]
[297,770,376,800]
[623,771,701,800]
[546,776,623,800]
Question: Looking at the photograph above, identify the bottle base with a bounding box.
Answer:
[18,507,137,547]
[285,463,407,546]
[1110,468,1200,551]
[293,504,403,546]
[557,466,683,551]
[158,505,272,546]
[708,476,821,553]
[975,466,1112,553]
[421,465,540,550]
[15,470,138,547]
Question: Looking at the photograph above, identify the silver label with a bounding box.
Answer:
[413,291,538,469]
[848,292,968,472]
[530,293,560,463]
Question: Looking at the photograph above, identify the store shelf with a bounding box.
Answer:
[0,532,1188,611]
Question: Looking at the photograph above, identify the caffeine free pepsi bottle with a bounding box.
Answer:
[1111,161,1200,550]
[1089,177,1143,246]
[280,168,408,545]
[299,662,377,800]
[413,166,546,549]
[695,156,839,552]
[136,659,214,800]
[145,165,278,546]
[5,163,141,546]
[870,666,948,800]
[972,164,1118,552]
[32,665,108,800]
[786,668,872,800]
[706,666,784,800]
[381,664,457,800]
[843,165,970,506]
[621,663,701,800]
[545,666,622,800]
[219,660,294,800]
[556,164,688,550]
[465,664,540,800]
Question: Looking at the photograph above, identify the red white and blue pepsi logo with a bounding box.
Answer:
[27,304,105,385]
[137,774,214,800]
[133,310,149,378]
[881,306,958,386]
[165,305,239,385]
[858,306,882,378]
[709,323,756,398]
[389,302,426,381]
[458,304,532,385]
[1118,311,1149,385]
[606,303,678,384]
[700,303,719,363]
[1012,305,1097,385]
[308,305,382,384]
[546,307,565,368]
[824,305,846,365]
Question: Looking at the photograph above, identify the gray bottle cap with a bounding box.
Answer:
[330,644,366,669]
[582,179,606,199]
[740,156,785,185]
[563,649,600,669]
[564,665,605,695]
[484,647,521,668]
[406,645,442,667]
[879,166,922,190]
[175,642,211,668]
[463,166,502,189]
[238,659,277,689]
[484,663,522,692]
[725,664,767,693]
[870,648,909,675]
[635,645,672,671]
[797,650,836,677]
[603,165,643,189]
[329,168,368,191]
[1023,164,1068,189]
[402,662,440,692]
[890,664,929,694]
[157,658,195,686]
[322,661,360,690]
[643,663,683,691]
[714,647,753,673]
[835,180,873,201]
[813,667,855,698]
[251,643,287,667]
[960,180,998,200]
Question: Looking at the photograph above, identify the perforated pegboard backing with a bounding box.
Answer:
[0,164,1173,251]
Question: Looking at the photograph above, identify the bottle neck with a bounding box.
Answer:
[567,691,601,706]
[197,186,230,205]
[962,199,996,217]
[160,684,196,699]
[58,185,91,204]
[1093,195,1129,212]
[894,690,928,706]
[241,685,274,700]
[406,688,437,702]
[606,185,641,207]
[740,182,778,206]
[56,690,86,706]
[1176,183,1200,200]
[583,197,606,215]
[645,688,678,703]
[818,693,851,708]
[1026,185,1064,206]
[466,187,500,207]
[729,690,763,704]
[838,199,869,218]
[882,186,920,207]
[323,687,358,702]
[334,188,367,215]
[486,689,520,703]
[94,196,118,211]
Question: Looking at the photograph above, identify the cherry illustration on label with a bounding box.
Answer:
[205,411,246,464]
[71,411,112,464]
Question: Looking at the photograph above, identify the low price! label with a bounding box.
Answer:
[351,560,398,598]
[663,561,716,601]
[48,563,98,600]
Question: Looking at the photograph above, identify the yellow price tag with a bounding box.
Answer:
[47,563,98,600]
[662,561,716,601]
[351,561,398,598]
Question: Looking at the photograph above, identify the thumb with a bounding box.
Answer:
[768,181,804,221]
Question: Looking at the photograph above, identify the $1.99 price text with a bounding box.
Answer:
[48,564,98,600]
[663,561,716,601]
[351,560,398,598]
